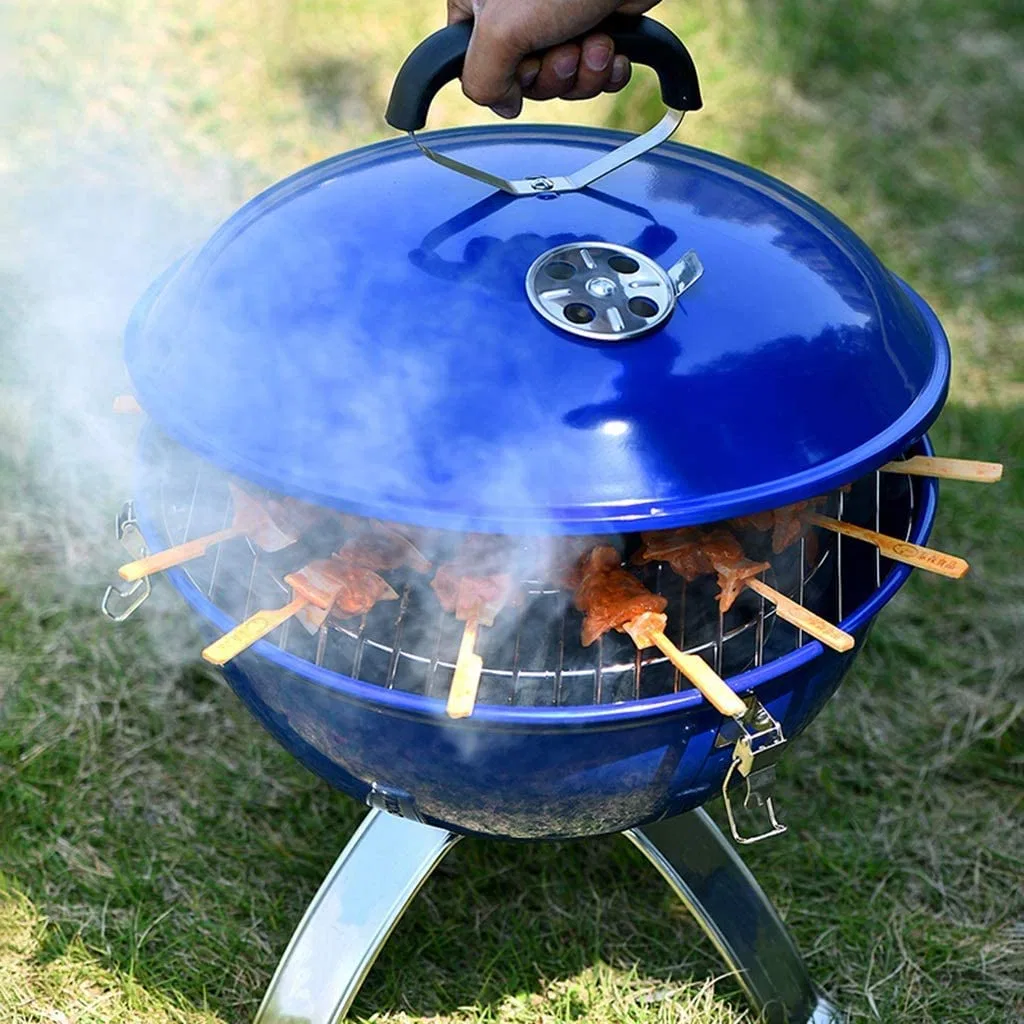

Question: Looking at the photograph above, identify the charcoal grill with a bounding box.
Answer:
[102,15,966,1024]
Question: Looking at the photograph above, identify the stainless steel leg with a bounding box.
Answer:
[254,809,461,1024]
[625,810,844,1024]
[256,805,840,1024]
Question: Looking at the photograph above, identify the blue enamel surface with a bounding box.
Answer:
[192,614,871,838]
[126,126,949,535]
[132,442,936,838]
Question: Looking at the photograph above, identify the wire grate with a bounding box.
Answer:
[142,433,917,707]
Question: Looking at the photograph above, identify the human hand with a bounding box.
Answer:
[447,0,662,119]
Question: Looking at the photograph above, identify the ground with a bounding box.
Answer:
[0,1,1021,1022]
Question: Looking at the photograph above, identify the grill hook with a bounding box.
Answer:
[101,500,152,622]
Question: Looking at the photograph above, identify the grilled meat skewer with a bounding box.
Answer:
[634,527,855,653]
[293,523,433,632]
[633,528,770,613]
[337,522,433,574]
[432,536,520,720]
[119,482,323,582]
[431,535,520,626]
[731,492,970,579]
[572,546,747,718]
[731,498,827,555]
[574,546,668,647]
[202,557,397,665]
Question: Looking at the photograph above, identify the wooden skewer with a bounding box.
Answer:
[623,612,747,718]
[202,596,307,666]
[807,513,969,579]
[119,484,302,582]
[880,455,1003,483]
[119,527,242,581]
[203,558,396,666]
[112,394,142,414]
[744,578,855,652]
[447,616,483,720]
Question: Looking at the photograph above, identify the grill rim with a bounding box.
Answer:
[128,350,946,536]
[134,434,938,727]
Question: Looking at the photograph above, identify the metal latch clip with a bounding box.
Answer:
[718,700,788,845]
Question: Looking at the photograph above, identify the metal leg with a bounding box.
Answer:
[254,809,461,1024]
[625,809,844,1024]
[256,806,840,1024]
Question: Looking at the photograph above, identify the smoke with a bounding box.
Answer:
[0,17,240,668]
[0,13,579,698]
[0,6,742,720]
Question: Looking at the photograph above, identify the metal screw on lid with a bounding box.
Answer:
[525,242,703,341]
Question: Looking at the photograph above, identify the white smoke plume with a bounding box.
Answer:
[0,15,240,666]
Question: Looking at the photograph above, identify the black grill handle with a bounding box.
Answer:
[385,15,702,133]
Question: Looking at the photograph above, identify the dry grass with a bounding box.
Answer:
[0,1,1022,1023]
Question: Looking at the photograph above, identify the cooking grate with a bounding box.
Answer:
[139,433,917,707]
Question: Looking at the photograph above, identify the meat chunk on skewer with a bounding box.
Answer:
[336,522,433,574]
[291,559,398,617]
[741,500,824,554]
[432,567,515,626]
[294,556,399,632]
[731,490,849,554]
[633,528,770,613]
[288,520,429,634]
[549,536,606,591]
[430,534,529,625]
[431,535,524,719]
[631,526,711,582]
[768,502,816,554]
[232,485,327,551]
[573,545,668,647]
[701,530,772,612]
[729,509,776,534]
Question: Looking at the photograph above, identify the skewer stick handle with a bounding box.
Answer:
[447,617,484,720]
[621,615,745,717]
[880,455,1003,483]
[646,631,747,718]
[622,618,745,716]
[807,513,969,579]
[202,596,308,666]
[744,577,855,653]
[118,527,242,581]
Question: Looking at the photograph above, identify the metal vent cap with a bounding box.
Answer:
[525,242,703,342]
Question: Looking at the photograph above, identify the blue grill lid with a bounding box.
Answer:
[125,126,949,535]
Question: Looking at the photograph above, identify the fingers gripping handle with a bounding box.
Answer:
[385,15,702,132]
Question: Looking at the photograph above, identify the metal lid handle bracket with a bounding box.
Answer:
[385,15,702,196]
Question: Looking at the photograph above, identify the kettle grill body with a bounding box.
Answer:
[131,442,937,840]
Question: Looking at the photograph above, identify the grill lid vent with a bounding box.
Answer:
[525,242,703,341]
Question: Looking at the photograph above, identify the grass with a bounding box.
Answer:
[1,1,1022,1023]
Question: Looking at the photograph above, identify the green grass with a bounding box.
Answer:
[1,1,1022,1023]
